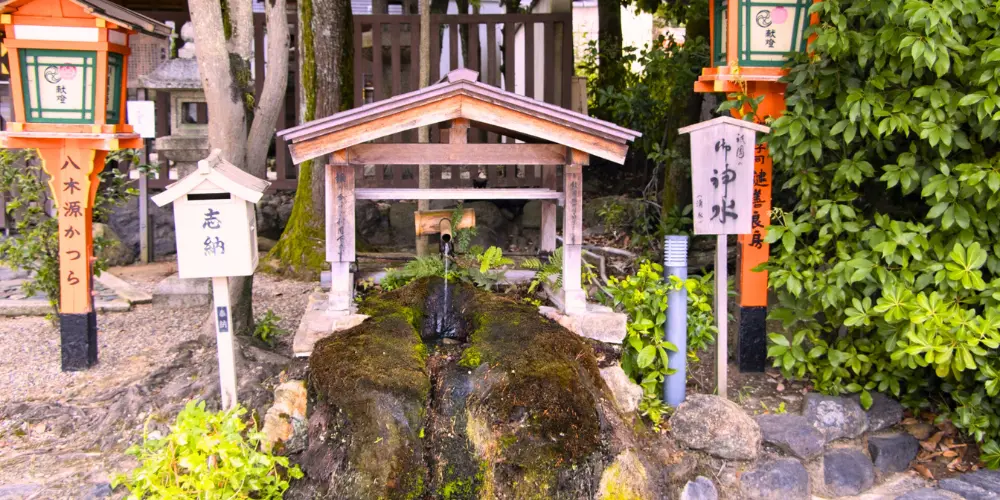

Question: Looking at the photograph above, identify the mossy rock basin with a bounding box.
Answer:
[287,279,678,499]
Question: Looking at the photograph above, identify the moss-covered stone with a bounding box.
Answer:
[299,283,432,499]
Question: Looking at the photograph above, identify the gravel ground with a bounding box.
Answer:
[0,263,314,496]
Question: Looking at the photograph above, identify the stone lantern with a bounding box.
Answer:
[141,22,208,177]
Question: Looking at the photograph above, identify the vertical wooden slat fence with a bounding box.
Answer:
[351,12,574,190]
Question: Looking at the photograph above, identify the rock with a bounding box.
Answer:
[539,304,627,344]
[108,191,177,257]
[355,200,391,246]
[255,190,294,239]
[739,458,810,500]
[522,200,562,229]
[681,477,718,500]
[597,450,652,500]
[257,236,278,252]
[858,392,904,432]
[671,394,761,460]
[868,433,919,475]
[388,202,417,246]
[261,380,308,453]
[823,448,875,496]
[897,488,964,500]
[599,365,643,414]
[939,469,1000,499]
[0,484,42,498]
[94,223,136,267]
[906,422,936,440]
[803,393,868,441]
[756,413,826,460]
[82,482,113,499]
[152,273,211,308]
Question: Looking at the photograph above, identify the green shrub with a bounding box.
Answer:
[603,261,716,425]
[763,0,1000,457]
[381,246,512,292]
[113,400,302,499]
[0,148,153,312]
[253,310,287,346]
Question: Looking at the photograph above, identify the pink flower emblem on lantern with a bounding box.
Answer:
[771,6,788,24]
[58,66,77,81]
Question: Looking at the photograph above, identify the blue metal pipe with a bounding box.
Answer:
[663,235,689,407]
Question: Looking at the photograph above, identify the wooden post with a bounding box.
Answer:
[36,145,107,371]
[540,164,557,253]
[138,171,151,264]
[211,276,238,410]
[716,234,728,398]
[561,152,586,314]
[326,150,355,311]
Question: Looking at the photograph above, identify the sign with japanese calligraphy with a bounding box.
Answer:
[20,49,97,123]
[679,116,770,235]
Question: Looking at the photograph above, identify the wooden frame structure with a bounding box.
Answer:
[278,68,640,314]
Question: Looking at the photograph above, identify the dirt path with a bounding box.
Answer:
[0,265,312,499]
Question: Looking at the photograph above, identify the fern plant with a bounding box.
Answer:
[449,204,478,254]
[382,256,446,291]
[523,247,597,295]
[465,246,512,290]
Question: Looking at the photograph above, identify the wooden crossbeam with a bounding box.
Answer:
[346,143,568,165]
[355,188,563,202]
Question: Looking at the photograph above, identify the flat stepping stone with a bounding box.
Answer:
[803,393,868,441]
[869,433,919,475]
[939,469,1000,499]
[823,448,875,496]
[681,476,717,500]
[152,273,211,308]
[897,488,965,499]
[756,413,825,460]
[739,458,810,500]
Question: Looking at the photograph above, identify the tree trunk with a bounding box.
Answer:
[268,0,353,277]
[188,0,289,336]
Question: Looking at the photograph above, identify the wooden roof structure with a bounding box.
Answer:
[152,149,271,206]
[278,68,641,165]
[0,0,171,36]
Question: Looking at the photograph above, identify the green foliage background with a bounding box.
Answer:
[765,0,1000,453]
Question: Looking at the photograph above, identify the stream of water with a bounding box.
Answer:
[437,242,454,338]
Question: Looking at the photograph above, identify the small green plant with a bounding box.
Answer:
[522,247,597,295]
[253,310,287,346]
[602,261,717,426]
[638,395,671,431]
[382,246,512,292]
[458,347,482,369]
[449,204,478,254]
[113,400,302,499]
[466,246,512,290]
[0,149,154,312]
[760,401,787,415]
[382,256,447,291]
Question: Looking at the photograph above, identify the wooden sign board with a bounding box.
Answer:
[680,117,770,235]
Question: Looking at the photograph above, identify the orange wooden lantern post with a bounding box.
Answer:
[694,0,812,372]
[0,0,168,371]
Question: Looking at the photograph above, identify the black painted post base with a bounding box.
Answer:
[737,306,767,372]
[60,311,98,371]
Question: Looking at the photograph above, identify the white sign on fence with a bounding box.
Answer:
[680,116,769,236]
[126,100,156,139]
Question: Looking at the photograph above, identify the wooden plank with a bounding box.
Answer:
[346,143,567,165]
[524,21,535,99]
[356,188,563,201]
[503,22,514,94]
[289,96,464,163]
[561,18,572,109]
[469,23,479,76]
[431,21,441,83]
[540,164,557,252]
[326,159,356,263]
[460,98,629,164]
[543,21,554,104]
[354,19,365,107]
[211,276,238,410]
[450,118,470,144]
[410,19,420,93]
[373,23,384,101]
[391,21,402,96]
[563,163,582,245]
[449,22,459,70]
[486,22,497,86]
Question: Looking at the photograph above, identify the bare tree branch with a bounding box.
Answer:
[247,0,290,178]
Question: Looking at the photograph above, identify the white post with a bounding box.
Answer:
[138,172,151,264]
[211,276,238,410]
[716,234,728,399]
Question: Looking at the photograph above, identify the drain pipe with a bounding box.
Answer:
[439,218,454,256]
[663,235,689,406]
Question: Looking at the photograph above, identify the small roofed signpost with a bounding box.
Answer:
[0,0,169,370]
[679,116,769,398]
[152,150,270,410]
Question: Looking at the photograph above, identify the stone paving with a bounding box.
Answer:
[0,266,150,316]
